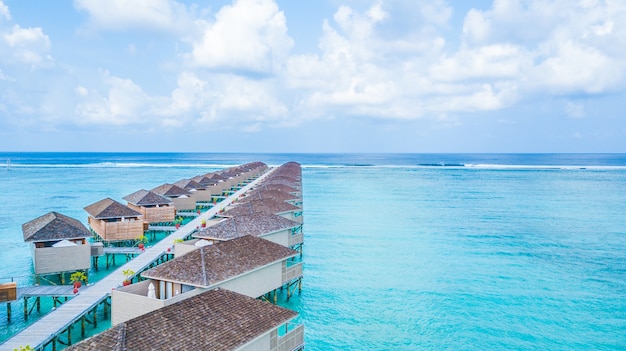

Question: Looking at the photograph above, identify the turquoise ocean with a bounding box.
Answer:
[1,153,625,350]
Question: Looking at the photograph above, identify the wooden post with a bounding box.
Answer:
[6,302,11,322]
[23,297,28,319]
[103,298,108,318]
[298,278,302,294]
[36,296,41,313]
[67,322,72,345]
[93,307,98,328]
[274,289,277,304]
[81,315,86,338]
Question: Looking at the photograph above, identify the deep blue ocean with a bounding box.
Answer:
[1,153,625,350]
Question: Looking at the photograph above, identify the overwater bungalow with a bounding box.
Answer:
[214,171,240,194]
[241,189,302,208]
[173,178,211,202]
[224,198,303,223]
[22,211,92,276]
[191,174,230,197]
[111,235,301,324]
[68,289,304,351]
[183,212,303,251]
[123,189,175,224]
[264,175,300,188]
[255,183,302,198]
[151,183,196,211]
[84,198,144,242]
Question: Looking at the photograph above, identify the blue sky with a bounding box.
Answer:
[1,0,625,152]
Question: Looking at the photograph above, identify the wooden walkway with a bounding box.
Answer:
[102,247,143,255]
[16,286,76,300]
[1,169,274,350]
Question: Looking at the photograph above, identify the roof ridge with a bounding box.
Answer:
[118,323,127,351]
[201,247,208,287]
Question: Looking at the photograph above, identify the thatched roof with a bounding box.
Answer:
[224,199,299,217]
[151,183,191,198]
[193,212,300,241]
[84,198,142,219]
[123,189,172,206]
[64,288,297,351]
[22,211,91,242]
[141,235,297,288]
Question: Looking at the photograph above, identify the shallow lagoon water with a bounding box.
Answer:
[1,153,625,349]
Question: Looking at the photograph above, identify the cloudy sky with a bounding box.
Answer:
[1,0,625,152]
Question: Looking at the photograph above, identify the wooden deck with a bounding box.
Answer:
[1,168,275,350]
[16,285,76,300]
[147,225,177,231]
[102,247,143,255]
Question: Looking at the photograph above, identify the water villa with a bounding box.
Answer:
[111,235,301,324]
[67,289,303,351]
[189,212,303,249]
[190,174,227,198]
[123,189,176,224]
[22,211,92,276]
[224,198,303,223]
[84,198,144,242]
[241,189,302,208]
[151,183,196,212]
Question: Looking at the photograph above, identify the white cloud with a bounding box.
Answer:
[188,0,293,73]
[2,25,52,66]
[75,86,89,97]
[0,0,10,21]
[564,101,585,119]
[531,40,621,94]
[286,1,518,119]
[430,45,530,82]
[74,0,191,33]
[455,0,626,97]
[75,72,149,125]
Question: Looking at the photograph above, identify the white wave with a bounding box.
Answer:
[6,162,236,169]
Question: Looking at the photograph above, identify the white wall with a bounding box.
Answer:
[216,262,283,298]
[33,245,91,275]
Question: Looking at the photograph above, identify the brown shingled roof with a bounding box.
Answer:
[241,189,298,204]
[22,211,91,242]
[65,289,297,351]
[191,175,220,187]
[224,199,299,217]
[84,198,142,219]
[123,189,172,206]
[254,183,299,194]
[174,178,205,190]
[193,212,300,241]
[151,183,191,198]
[208,173,228,181]
[141,235,297,287]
